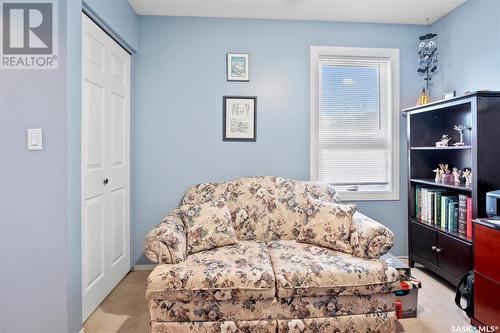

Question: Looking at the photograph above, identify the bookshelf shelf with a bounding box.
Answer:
[405,92,500,286]
[410,146,472,150]
[410,178,472,191]
[409,217,472,244]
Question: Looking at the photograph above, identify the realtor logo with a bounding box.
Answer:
[1,0,58,69]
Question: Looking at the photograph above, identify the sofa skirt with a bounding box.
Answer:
[150,312,396,333]
[149,293,394,322]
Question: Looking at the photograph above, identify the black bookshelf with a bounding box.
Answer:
[403,91,500,286]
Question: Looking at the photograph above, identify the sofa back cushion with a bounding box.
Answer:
[297,200,357,254]
[180,199,238,255]
[181,176,339,241]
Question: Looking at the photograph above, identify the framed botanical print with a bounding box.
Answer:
[223,96,256,142]
[226,53,249,81]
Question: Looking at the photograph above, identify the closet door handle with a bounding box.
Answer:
[435,247,442,253]
[103,178,109,185]
[431,246,437,251]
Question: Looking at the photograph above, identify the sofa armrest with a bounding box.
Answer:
[350,212,394,259]
[144,209,187,264]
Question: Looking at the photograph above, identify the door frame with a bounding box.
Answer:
[82,3,136,55]
[80,8,134,323]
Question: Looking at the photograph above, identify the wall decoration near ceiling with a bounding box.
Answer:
[417,32,438,105]
[227,53,249,81]
[223,96,256,141]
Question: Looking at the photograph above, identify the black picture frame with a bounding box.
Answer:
[223,96,257,142]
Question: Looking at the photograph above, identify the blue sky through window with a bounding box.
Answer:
[321,65,380,131]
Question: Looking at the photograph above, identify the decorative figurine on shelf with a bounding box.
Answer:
[436,135,452,147]
[463,169,473,187]
[452,167,462,184]
[436,163,451,183]
[416,32,438,105]
[453,124,471,146]
[433,167,443,182]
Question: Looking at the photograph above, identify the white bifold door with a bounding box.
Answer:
[81,13,131,321]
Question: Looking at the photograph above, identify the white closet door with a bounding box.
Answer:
[81,13,131,322]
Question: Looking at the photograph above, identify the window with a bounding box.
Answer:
[310,46,399,201]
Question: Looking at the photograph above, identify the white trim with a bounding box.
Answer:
[79,328,85,333]
[310,46,400,201]
[132,264,157,271]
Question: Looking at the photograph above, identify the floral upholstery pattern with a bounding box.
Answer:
[149,313,395,333]
[151,319,277,333]
[297,200,356,254]
[146,241,275,302]
[350,212,395,259]
[149,293,395,322]
[180,199,237,254]
[277,312,396,333]
[144,209,187,264]
[145,177,397,333]
[268,240,399,298]
[181,176,339,241]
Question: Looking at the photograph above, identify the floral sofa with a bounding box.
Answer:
[144,176,399,333]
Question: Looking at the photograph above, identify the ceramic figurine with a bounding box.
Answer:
[453,124,471,146]
[433,167,442,182]
[439,163,449,173]
[463,169,472,187]
[436,135,451,147]
[435,163,450,183]
[452,167,462,184]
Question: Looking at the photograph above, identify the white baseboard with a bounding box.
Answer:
[132,264,157,271]
[79,328,85,333]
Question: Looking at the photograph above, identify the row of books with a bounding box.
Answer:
[415,186,472,238]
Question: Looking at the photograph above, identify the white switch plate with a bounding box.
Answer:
[28,128,43,151]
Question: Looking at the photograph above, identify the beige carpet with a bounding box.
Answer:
[83,266,470,333]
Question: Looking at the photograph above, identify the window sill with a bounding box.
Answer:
[337,190,400,201]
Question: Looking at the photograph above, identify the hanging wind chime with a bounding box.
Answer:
[417,27,438,105]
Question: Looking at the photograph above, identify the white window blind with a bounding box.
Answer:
[311,46,399,200]
[318,56,392,186]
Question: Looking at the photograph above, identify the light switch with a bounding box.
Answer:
[28,128,43,151]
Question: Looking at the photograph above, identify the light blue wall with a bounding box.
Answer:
[83,0,139,51]
[430,0,500,100]
[0,0,137,332]
[0,1,69,331]
[133,16,427,264]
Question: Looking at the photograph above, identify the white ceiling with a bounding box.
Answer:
[128,0,465,25]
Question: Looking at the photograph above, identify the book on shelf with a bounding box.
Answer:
[415,186,471,237]
[415,186,421,219]
[448,201,459,233]
[441,195,458,230]
[434,190,451,225]
[466,197,473,238]
[458,194,468,236]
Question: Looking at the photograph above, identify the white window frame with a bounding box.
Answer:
[310,46,400,201]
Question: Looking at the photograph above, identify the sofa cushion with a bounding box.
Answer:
[146,241,275,302]
[181,176,339,241]
[180,199,237,255]
[297,200,356,254]
[268,240,399,298]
